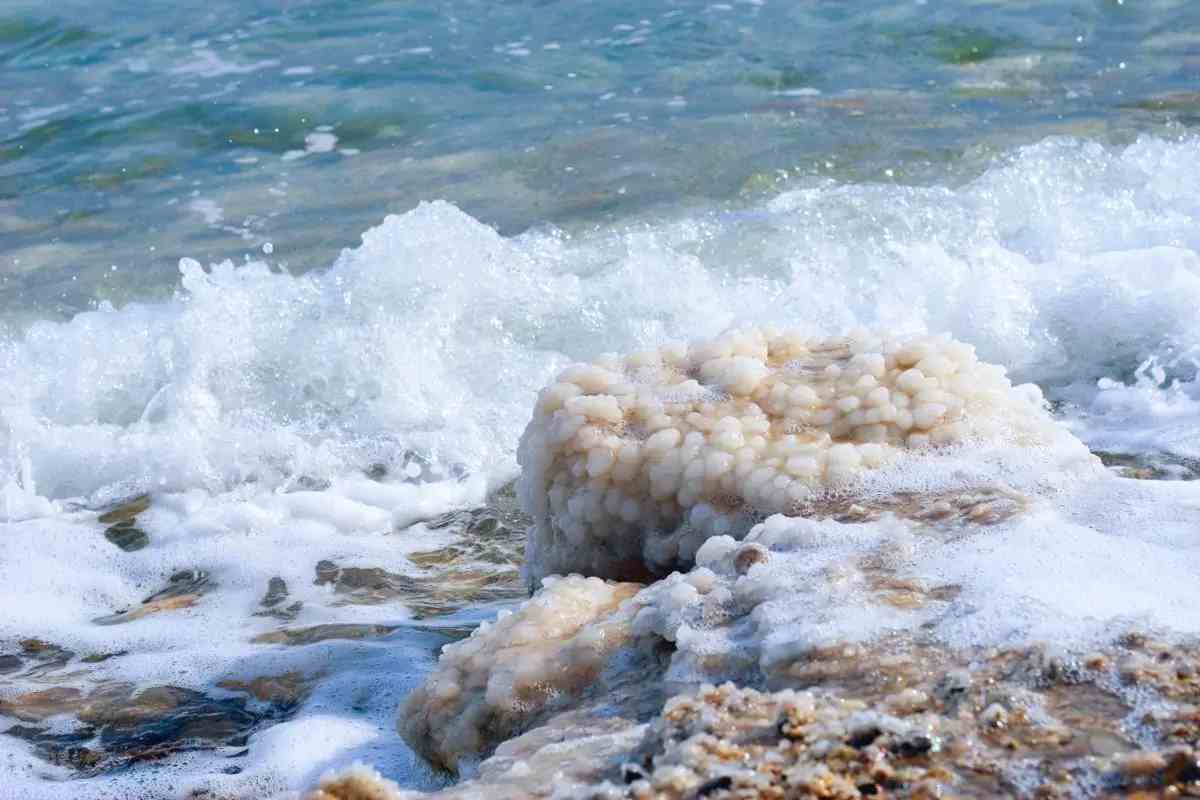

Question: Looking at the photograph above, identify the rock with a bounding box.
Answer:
[398,575,645,772]
[254,576,302,621]
[98,495,152,551]
[103,522,149,551]
[1,669,305,778]
[96,495,151,525]
[92,570,210,625]
[261,576,289,608]
[252,623,397,646]
[217,671,311,708]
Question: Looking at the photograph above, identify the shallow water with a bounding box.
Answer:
[5,0,1200,320]
[4,0,1200,798]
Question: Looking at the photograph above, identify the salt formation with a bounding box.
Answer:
[572,662,1200,800]
[309,765,409,800]
[399,575,643,772]
[380,330,1200,798]
[519,327,1095,582]
[329,632,1200,799]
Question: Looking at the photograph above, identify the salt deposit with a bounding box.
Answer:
[519,328,1097,583]
[399,575,642,772]
[388,318,1200,798]
[325,630,1200,799]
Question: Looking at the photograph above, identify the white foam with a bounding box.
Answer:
[640,473,1200,690]
[10,138,1197,516]
[1061,356,1200,460]
[5,135,1200,794]
[0,478,468,799]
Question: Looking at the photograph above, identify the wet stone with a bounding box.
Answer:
[103,522,149,552]
[261,576,289,608]
[217,671,311,707]
[3,724,100,770]
[800,486,1028,530]
[1164,749,1200,785]
[145,570,210,603]
[98,495,152,552]
[891,733,934,758]
[15,639,75,677]
[314,553,523,617]
[96,495,151,525]
[1096,450,1200,481]
[93,569,211,625]
[254,577,303,621]
[0,687,84,722]
[848,726,882,748]
[0,682,298,776]
[396,486,530,617]
[252,623,397,646]
[315,561,413,604]
[694,775,733,796]
[314,559,341,585]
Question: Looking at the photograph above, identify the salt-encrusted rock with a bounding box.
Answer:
[328,633,1200,799]
[312,711,647,800]
[369,330,1200,799]
[398,575,645,772]
[396,466,1198,781]
[309,764,408,800]
[518,328,1096,583]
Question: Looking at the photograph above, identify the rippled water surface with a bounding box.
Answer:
[4,0,1200,318]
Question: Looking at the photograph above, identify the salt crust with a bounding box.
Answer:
[518,327,1096,584]
[312,712,644,800]
[325,631,1200,799]
[398,575,642,773]
[394,328,1115,783]
[392,469,1200,788]
[350,330,1200,797]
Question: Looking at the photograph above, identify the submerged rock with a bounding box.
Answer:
[1,680,299,777]
[254,576,303,621]
[96,494,151,525]
[92,569,211,625]
[97,494,152,552]
[251,623,398,646]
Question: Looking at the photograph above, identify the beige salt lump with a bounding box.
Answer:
[398,575,642,773]
[517,327,1092,583]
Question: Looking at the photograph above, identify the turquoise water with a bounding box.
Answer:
[3,0,1199,318]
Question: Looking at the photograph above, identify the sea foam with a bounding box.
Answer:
[4,135,1200,798]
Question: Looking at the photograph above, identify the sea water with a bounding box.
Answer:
[3,0,1200,797]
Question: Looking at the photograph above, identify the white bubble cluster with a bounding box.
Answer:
[518,327,1067,583]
